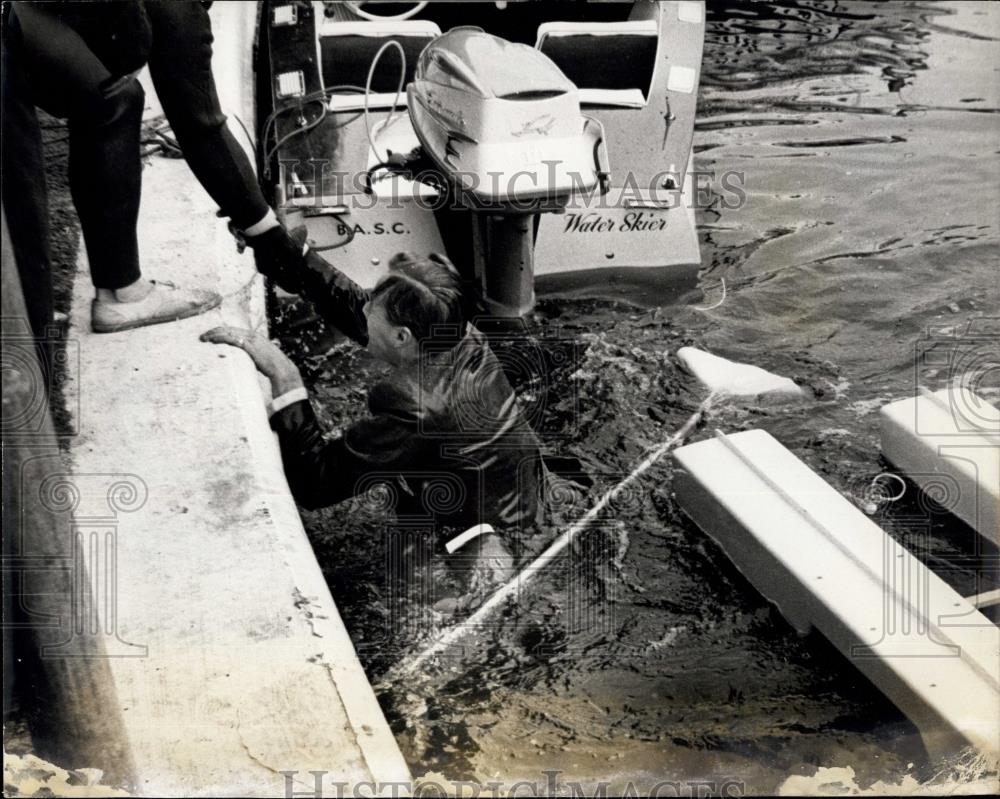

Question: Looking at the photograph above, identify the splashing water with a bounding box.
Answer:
[275,0,1000,792]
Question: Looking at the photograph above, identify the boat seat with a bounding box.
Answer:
[316,18,441,110]
[535,20,658,108]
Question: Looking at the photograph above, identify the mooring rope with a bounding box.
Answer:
[392,392,718,679]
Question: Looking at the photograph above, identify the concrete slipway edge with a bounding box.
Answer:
[62,4,411,795]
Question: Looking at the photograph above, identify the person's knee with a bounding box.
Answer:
[74,76,144,127]
[103,76,145,116]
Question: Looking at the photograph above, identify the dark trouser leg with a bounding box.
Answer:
[66,77,144,291]
[145,0,270,230]
[1,24,54,341]
[12,4,143,291]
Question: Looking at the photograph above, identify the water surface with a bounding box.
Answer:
[278,2,1000,793]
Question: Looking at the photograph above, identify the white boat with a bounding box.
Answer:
[256,0,706,314]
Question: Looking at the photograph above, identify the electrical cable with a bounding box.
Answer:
[309,214,355,251]
[263,106,327,167]
[261,42,407,189]
[233,113,257,153]
[364,39,407,162]
[260,85,367,178]
[344,1,428,22]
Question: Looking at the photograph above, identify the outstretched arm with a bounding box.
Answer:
[297,245,371,346]
[244,227,371,346]
[266,398,368,509]
[200,326,408,509]
[200,326,303,397]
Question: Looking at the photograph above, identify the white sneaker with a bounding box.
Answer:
[91,280,221,334]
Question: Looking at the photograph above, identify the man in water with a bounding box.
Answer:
[202,253,544,597]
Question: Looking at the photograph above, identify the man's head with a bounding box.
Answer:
[364,252,467,365]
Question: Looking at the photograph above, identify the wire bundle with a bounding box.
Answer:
[261,37,409,177]
[260,84,367,178]
[258,35,412,251]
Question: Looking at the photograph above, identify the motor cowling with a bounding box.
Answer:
[407,28,609,209]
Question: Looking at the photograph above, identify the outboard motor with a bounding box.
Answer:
[406,28,610,316]
[259,3,706,320]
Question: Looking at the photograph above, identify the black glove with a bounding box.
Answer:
[245,224,370,346]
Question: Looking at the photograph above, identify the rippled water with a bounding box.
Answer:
[279,2,999,793]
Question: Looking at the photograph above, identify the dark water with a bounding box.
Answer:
[278,2,999,793]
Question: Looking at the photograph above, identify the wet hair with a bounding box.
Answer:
[370,252,469,347]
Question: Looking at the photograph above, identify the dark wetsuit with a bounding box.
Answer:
[2,0,270,310]
[270,326,544,557]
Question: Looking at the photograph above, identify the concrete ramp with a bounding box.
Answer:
[50,4,410,793]
[61,95,409,799]
[674,429,999,759]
